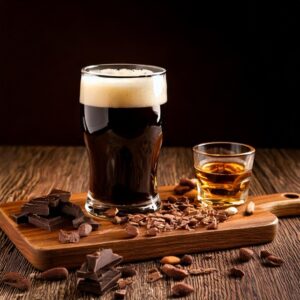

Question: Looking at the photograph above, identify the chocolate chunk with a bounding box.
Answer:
[22,203,50,216]
[28,215,64,231]
[11,212,29,224]
[61,202,84,218]
[77,268,121,295]
[229,267,245,278]
[58,229,80,243]
[114,289,127,300]
[49,189,71,202]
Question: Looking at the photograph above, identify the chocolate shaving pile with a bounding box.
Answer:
[119,195,229,235]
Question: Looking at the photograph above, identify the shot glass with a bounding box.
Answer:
[193,142,255,207]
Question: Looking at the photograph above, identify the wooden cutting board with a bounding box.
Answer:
[0,186,299,270]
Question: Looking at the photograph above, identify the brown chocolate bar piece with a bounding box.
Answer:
[49,189,71,203]
[11,212,29,224]
[22,203,50,216]
[77,267,121,295]
[76,249,123,296]
[30,195,60,207]
[61,202,84,218]
[28,215,65,231]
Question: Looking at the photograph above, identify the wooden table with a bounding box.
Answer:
[0,146,299,300]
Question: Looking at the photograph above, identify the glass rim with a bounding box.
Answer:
[193,141,256,157]
[81,63,166,78]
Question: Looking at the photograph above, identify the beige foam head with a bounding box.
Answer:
[80,66,167,108]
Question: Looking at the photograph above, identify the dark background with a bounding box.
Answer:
[1,1,299,147]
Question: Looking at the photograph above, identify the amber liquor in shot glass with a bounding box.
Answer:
[193,142,255,206]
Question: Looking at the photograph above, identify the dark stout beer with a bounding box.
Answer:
[80,64,167,215]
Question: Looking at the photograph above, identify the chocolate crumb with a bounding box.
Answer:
[104,207,119,218]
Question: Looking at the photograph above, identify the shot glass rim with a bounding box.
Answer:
[193,141,256,157]
[81,63,166,78]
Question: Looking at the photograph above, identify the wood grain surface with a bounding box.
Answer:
[0,147,299,300]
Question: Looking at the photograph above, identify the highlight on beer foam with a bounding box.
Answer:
[80,68,167,108]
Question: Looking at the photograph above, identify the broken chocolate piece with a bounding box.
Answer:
[114,289,127,300]
[61,202,84,218]
[28,215,64,231]
[76,249,123,296]
[58,229,80,243]
[49,189,71,202]
[11,212,29,224]
[22,202,50,216]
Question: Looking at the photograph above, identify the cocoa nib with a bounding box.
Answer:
[36,267,68,281]
[172,282,194,297]
[125,224,139,238]
[1,272,31,291]
[161,264,189,280]
[147,270,163,282]
[239,248,254,262]
[229,267,245,278]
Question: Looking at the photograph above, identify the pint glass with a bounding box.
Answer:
[80,64,167,216]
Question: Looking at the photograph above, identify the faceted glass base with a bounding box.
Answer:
[85,191,161,217]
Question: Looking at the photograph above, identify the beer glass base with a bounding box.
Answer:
[85,191,161,218]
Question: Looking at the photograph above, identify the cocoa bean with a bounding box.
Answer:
[179,178,196,189]
[161,264,188,280]
[125,224,139,238]
[189,268,217,275]
[260,250,273,259]
[172,282,194,297]
[180,254,193,266]
[239,248,254,262]
[1,272,31,291]
[146,227,158,237]
[229,267,245,278]
[174,185,191,195]
[160,256,181,265]
[265,255,284,267]
[147,271,163,282]
[36,267,68,281]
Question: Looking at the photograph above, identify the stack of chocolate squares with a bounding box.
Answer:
[11,189,99,231]
[77,249,123,295]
